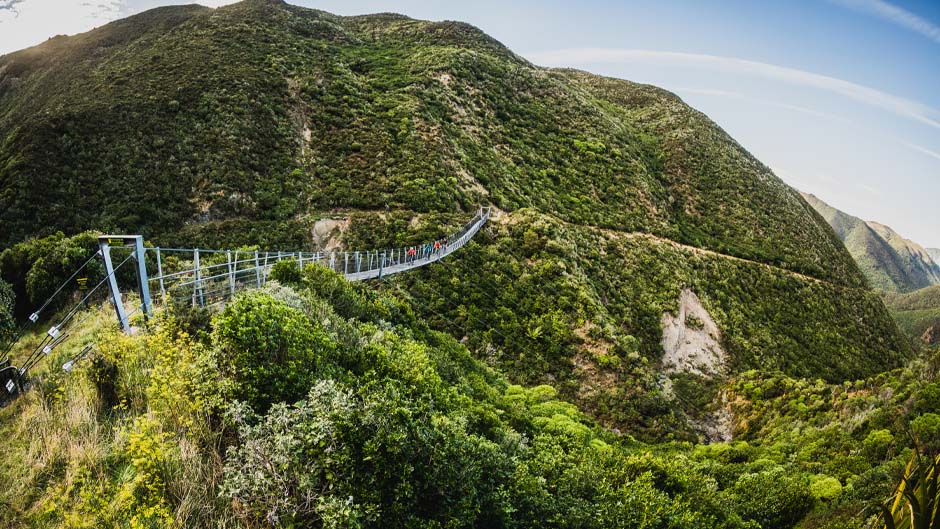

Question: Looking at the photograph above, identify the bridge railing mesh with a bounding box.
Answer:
[147,207,491,308]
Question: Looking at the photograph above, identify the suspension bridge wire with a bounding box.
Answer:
[21,280,146,377]
[6,252,134,374]
[1,249,114,361]
[33,250,102,317]
[19,331,71,374]
[1,249,103,355]
[57,252,134,330]
[62,344,95,373]
[0,249,94,358]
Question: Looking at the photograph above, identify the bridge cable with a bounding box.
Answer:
[1,250,102,360]
[9,253,134,376]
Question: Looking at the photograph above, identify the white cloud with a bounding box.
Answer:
[524,48,940,131]
[0,0,126,54]
[672,87,851,122]
[828,0,940,44]
[900,141,940,162]
[0,0,238,55]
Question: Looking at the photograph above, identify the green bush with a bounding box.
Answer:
[207,291,336,411]
[732,469,814,529]
[222,380,514,528]
[911,413,940,454]
[809,475,842,502]
[863,430,895,463]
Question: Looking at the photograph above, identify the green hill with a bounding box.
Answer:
[0,2,929,526]
[0,0,910,438]
[801,192,940,293]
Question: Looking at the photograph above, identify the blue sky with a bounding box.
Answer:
[2,0,938,248]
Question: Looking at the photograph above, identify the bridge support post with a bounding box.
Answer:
[134,236,153,318]
[227,251,235,297]
[99,238,130,333]
[194,250,204,307]
[98,235,151,334]
[156,248,165,298]
[255,251,261,287]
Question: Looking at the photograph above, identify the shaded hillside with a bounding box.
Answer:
[802,192,940,293]
[0,0,910,439]
[884,286,940,345]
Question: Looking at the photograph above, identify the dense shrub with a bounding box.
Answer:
[732,469,814,529]
[207,291,336,411]
[223,380,514,528]
[0,279,14,344]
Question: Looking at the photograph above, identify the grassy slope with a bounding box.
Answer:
[0,1,861,285]
[339,209,908,438]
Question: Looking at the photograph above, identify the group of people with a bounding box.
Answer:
[405,238,449,263]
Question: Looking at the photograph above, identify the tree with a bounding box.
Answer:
[0,279,14,345]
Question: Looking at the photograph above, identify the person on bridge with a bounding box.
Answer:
[407,246,417,263]
[433,241,442,255]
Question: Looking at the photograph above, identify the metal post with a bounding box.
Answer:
[131,236,153,318]
[379,250,385,278]
[255,251,261,287]
[156,248,165,298]
[227,251,235,297]
[344,252,349,275]
[329,252,335,272]
[356,251,361,273]
[98,238,131,333]
[194,249,204,307]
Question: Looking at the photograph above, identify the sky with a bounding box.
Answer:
[1,0,938,248]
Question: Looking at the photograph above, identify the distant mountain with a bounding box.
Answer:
[802,193,940,293]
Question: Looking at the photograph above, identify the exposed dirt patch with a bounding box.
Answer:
[436,72,453,87]
[923,323,940,345]
[661,289,726,377]
[310,217,349,251]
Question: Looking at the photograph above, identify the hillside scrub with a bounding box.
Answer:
[884,286,940,345]
[0,0,910,443]
[0,265,933,527]
[0,268,754,528]
[366,209,910,439]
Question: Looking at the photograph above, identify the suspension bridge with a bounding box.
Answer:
[0,207,491,398]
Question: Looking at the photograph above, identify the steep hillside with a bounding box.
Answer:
[802,192,940,292]
[0,0,860,284]
[0,0,909,439]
